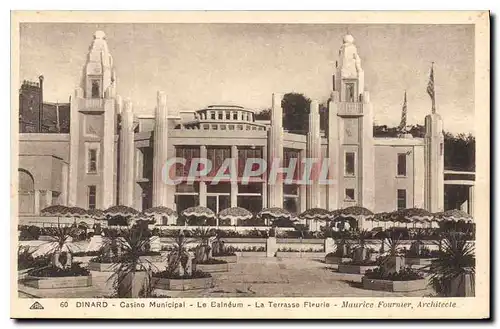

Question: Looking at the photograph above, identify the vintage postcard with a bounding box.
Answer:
[10,11,490,319]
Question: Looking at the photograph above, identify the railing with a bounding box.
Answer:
[79,98,104,110]
[338,102,363,116]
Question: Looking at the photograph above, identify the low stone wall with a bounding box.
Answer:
[338,264,378,274]
[153,276,214,291]
[275,252,325,259]
[24,275,92,289]
[362,277,428,292]
[195,263,230,273]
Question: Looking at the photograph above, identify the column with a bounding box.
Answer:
[268,93,284,208]
[262,145,268,209]
[307,100,321,209]
[119,99,135,206]
[468,185,474,218]
[231,145,238,211]
[152,91,169,207]
[199,145,207,207]
[327,94,340,211]
[102,97,116,209]
[299,149,307,213]
[34,190,40,215]
[68,87,82,206]
[60,162,69,205]
[45,190,53,208]
[360,91,375,211]
[424,113,444,212]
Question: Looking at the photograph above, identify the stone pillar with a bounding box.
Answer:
[268,93,284,208]
[199,145,207,207]
[102,97,116,209]
[261,145,268,209]
[34,190,40,215]
[231,145,238,209]
[327,93,340,211]
[45,190,53,208]
[119,99,135,207]
[153,91,169,207]
[424,113,444,212]
[68,87,82,206]
[266,237,277,257]
[299,149,307,213]
[468,185,474,218]
[360,91,375,211]
[324,237,335,254]
[307,100,321,208]
[60,162,69,205]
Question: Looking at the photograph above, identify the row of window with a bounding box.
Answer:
[344,152,407,176]
[85,184,407,212]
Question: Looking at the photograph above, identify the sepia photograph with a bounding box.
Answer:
[10,11,490,319]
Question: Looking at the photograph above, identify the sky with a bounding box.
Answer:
[19,23,474,134]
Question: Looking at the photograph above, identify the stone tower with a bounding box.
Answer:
[68,31,118,209]
[327,34,375,211]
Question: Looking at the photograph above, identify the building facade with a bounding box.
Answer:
[19,31,467,223]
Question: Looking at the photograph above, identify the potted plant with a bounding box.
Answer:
[379,230,405,275]
[107,225,155,298]
[192,227,214,263]
[427,232,475,297]
[352,229,372,262]
[23,224,91,289]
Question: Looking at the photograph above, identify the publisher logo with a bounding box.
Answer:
[29,301,44,310]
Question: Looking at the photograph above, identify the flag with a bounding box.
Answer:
[398,91,407,132]
[427,62,436,113]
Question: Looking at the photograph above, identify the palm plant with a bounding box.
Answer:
[107,225,154,298]
[378,230,404,275]
[211,230,225,256]
[352,229,371,261]
[38,224,81,269]
[409,228,426,257]
[427,232,475,296]
[166,231,195,276]
[192,227,215,262]
[334,230,353,257]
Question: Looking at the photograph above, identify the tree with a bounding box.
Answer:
[254,108,271,120]
[282,93,311,134]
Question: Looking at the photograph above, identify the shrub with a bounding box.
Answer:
[17,247,51,270]
[364,267,424,281]
[18,225,41,241]
[29,262,90,277]
[152,269,211,279]
[194,258,227,265]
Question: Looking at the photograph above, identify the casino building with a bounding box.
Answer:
[18,31,474,224]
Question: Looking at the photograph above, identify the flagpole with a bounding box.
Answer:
[431,62,436,114]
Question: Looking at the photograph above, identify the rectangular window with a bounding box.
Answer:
[397,189,406,210]
[397,153,407,176]
[88,149,97,173]
[345,152,355,176]
[210,112,216,120]
[346,82,355,102]
[88,185,96,209]
[345,188,355,201]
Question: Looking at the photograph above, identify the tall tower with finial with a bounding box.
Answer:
[327,34,375,211]
[424,63,444,212]
[68,31,118,209]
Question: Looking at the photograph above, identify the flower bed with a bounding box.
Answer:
[405,257,436,267]
[212,255,237,263]
[195,258,229,273]
[324,252,351,265]
[276,251,325,259]
[24,263,92,289]
[362,277,427,292]
[153,270,213,291]
[338,263,378,275]
[362,267,427,292]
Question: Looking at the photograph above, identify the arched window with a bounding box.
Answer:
[18,169,35,214]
